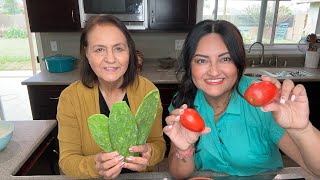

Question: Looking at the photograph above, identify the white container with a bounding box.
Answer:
[304,51,320,68]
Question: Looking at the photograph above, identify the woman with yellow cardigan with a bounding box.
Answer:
[56,15,166,179]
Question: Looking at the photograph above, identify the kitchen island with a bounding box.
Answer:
[0,120,318,180]
[0,118,319,179]
[0,120,57,179]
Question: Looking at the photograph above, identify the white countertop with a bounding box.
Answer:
[0,120,57,179]
[245,67,320,82]
[21,69,80,85]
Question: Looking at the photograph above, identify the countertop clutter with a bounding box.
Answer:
[21,59,320,86]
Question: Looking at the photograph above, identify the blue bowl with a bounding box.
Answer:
[0,121,14,151]
[43,54,76,73]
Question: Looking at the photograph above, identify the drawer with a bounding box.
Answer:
[27,85,68,120]
[27,85,67,106]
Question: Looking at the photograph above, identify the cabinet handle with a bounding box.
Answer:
[71,10,75,23]
[49,97,59,100]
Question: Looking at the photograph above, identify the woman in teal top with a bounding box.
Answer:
[163,20,320,179]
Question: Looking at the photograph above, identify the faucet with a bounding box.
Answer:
[268,56,278,67]
[248,42,265,66]
[268,57,288,67]
[283,60,287,67]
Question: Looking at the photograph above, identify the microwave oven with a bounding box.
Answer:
[78,0,148,30]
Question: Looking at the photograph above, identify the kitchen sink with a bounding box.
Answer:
[244,73,263,77]
[261,68,313,77]
[244,68,314,78]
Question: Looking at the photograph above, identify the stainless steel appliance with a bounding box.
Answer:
[78,0,148,30]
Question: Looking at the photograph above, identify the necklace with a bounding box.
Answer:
[214,93,232,116]
[214,108,226,116]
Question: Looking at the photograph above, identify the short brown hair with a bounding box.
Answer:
[79,15,138,88]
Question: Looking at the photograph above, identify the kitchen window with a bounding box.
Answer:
[198,0,319,52]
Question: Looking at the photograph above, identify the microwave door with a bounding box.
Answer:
[84,0,126,14]
[81,0,144,22]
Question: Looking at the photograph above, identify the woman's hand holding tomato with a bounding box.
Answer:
[163,104,211,151]
[180,108,206,132]
[253,76,310,131]
[244,81,278,107]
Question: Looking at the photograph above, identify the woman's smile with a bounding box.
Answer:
[204,78,224,85]
[103,66,119,72]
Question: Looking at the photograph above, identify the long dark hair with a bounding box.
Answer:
[173,20,246,108]
[79,15,138,88]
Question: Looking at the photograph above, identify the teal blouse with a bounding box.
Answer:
[169,76,285,176]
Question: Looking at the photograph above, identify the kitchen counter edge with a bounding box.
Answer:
[21,61,320,86]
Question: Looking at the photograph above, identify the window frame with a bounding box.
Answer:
[197,0,315,55]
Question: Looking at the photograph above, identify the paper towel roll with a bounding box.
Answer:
[305,51,320,68]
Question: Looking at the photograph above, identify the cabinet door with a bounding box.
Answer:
[156,84,178,118]
[26,85,68,175]
[156,83,178,156]
[27,85,68,120]
[26,0,80,32]
[148,0,197,30]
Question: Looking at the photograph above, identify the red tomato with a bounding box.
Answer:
[180,108,205,132]
[244,81,278,107]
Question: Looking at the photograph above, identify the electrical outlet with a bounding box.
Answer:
[50,41,58,51]
[175,39,184,50]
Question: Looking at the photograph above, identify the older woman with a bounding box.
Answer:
[163,20,320,179]
[57,15,166,179]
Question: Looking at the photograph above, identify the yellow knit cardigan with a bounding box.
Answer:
[57,76,166,179]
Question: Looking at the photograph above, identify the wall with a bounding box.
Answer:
[39,32,81,59]
[38,32,187,70]
[132,33,187,58]
[39,32,187,58]
[38,31,307,71]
